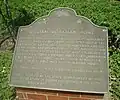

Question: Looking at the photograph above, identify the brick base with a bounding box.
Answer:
[16,87,106,100]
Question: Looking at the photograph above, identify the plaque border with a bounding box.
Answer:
[9,7,109,94]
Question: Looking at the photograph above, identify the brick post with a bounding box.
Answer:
[16,87,107,100]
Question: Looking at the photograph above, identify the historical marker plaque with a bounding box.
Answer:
[10,8,108,93]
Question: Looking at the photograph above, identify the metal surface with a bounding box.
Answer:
[10,8,108,93]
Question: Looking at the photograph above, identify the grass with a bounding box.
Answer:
[0,0,120,99]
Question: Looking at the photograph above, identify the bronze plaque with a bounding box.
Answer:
[10,8,108,93]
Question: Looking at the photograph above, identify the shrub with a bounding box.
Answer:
[0,51,15,100]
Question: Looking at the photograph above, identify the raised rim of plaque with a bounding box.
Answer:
[9,7,109,94]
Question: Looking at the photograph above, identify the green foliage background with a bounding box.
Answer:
[0,51,15,100]
[109,51,120,99]
[0,0,120,100]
